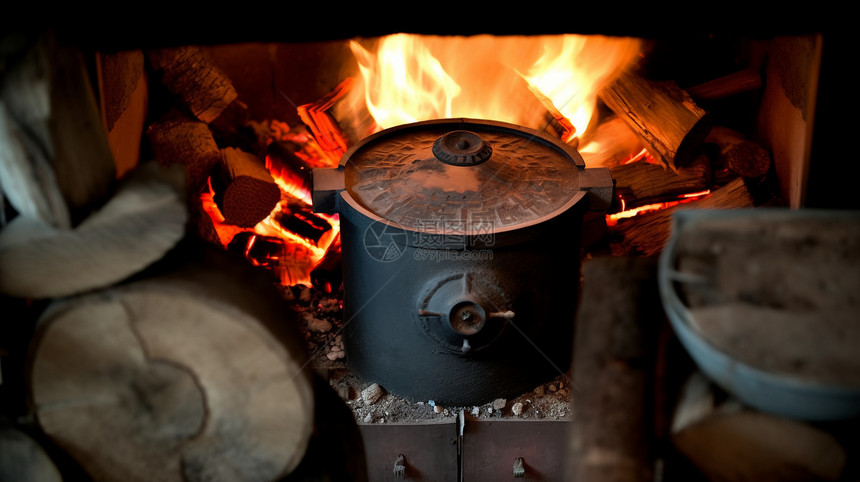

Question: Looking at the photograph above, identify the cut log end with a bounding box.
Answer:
[211,147,281,228]
[724,141,772,178]
[219,177,281,228]
[29,247,315,482]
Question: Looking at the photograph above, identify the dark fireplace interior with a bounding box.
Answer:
[2,13,857,482]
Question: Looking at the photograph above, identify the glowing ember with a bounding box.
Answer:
[347,33,642,145]
[606,189,712,226]
[202,121,341,287]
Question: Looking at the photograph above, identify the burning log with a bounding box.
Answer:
[599,70,712,170]
[297,77,377,160]
[705,125,772,179]
[567,256,660,482]
[0,161,186,299]
[310,240,342,294]
[579,115,647,168]
[0,34,116,229]
[27,242,315,482]
[272,201,332,245]
[610,178,754,257]
[146,46,237,124]
[210,147,281,228]
[609,154,712,213]
[513,75,576,142]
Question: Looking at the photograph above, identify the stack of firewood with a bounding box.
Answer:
[591,69,774,256]
[1,36,317,481]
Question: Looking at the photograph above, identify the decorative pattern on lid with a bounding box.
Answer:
[344,120,583,234]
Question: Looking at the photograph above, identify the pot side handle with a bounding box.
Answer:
[311,167,345,214]
[579,167,615,212]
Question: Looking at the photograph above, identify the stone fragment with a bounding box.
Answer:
[306,317,332,333]
[434,405,443,414]
[492,398,506,410]
[363,413,373,423]
[361,383,385,405]
[512,402,524,416]
[534,385,545,396]
[548,384,557,392]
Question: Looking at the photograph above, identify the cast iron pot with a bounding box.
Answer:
[312,118,613,405]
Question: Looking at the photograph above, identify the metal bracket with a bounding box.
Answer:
[513,457,525,478]
[393,454,406,478]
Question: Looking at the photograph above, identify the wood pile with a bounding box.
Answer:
[582,66,779,258]
[1,36,320,482]
[0,34,186,300]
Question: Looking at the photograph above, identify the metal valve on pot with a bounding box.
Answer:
[416,271,514,355]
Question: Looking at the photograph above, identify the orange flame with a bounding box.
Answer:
[347,33,642,144]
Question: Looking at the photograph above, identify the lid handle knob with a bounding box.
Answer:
[432,130,492,166]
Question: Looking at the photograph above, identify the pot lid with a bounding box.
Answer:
[342,118,587,235]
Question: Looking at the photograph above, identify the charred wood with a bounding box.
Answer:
[297,77,376,160]
[267,140,312,194]
[210,147,281,228]
[705,125,772,179]
[609,154,712,213]
[272,202,332,245]
[610,178,754,257]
